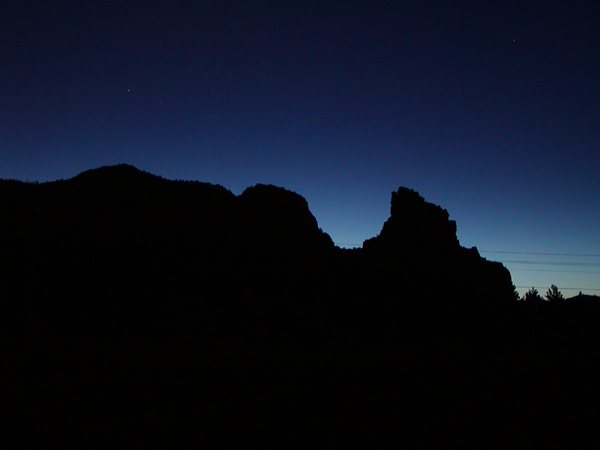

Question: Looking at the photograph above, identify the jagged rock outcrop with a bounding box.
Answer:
[361,187,514,310]
[0,165,515,343]
[363,187,460,254]
[237,183,334,254]
[0,165,337,340]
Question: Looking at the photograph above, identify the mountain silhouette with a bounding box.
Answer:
[0,164,514,343]
[364,187,460,253]
[363,186,513,309]
[4,165,600,447]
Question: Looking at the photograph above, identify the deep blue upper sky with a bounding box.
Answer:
[2,0,599,296]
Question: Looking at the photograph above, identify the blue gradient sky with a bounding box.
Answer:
[2,1,599,296]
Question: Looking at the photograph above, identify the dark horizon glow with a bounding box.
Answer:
[2,1,599,296]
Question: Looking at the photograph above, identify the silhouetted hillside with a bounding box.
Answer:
[566,292,600,303]
[362,187,514,313]
[0,165,338,342]
[0,164,516,343]
[364,187,460,253]
[3,165,600,447]
[0,166,505,343]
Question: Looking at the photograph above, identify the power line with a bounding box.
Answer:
[502,261,600,267]
[481,250,600,257]
[516,286,600,291]
[335,246,600,258]
[333,243,599,291]
[510,268,600,274]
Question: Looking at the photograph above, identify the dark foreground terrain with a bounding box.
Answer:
[2,165,599,446]
[5,304,600,448]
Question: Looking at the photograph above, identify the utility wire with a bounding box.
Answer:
[334,243,600,290]
[510,269,600,274]
[502,261,600,267]
[335,245,600,259]
[481,250,600,257]
[516,286,600,292]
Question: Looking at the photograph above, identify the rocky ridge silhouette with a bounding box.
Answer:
[4,165,600,447]
[363,186,513,309]
[1,164,512,344]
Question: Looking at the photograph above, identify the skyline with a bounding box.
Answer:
[3,163,598,298]
[2,1,599,296]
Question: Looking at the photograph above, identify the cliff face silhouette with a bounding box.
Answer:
[362,187,513,308]
[7,166,600,447]
[0,164,513,343]
[365,187,460,253]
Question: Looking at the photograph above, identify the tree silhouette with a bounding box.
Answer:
[545,285,565,302]
[523,287,544,302]
[511,284,521,301]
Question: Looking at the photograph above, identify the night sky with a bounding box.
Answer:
[2,1,599,296]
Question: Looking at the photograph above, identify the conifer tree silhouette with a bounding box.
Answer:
[523,287,544,302]
[545,285,565,302]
